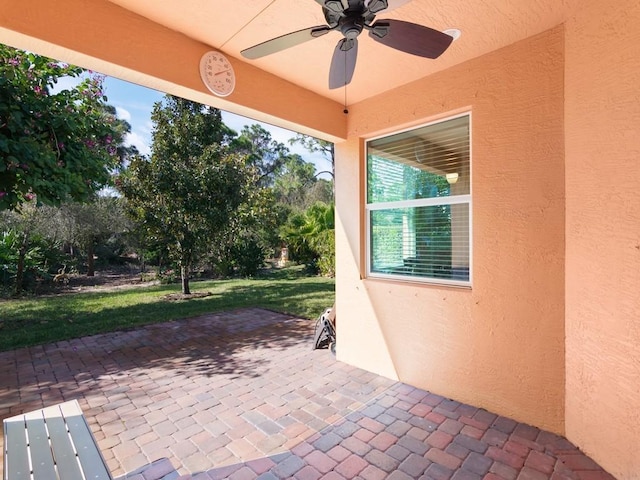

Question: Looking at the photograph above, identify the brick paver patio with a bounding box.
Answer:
[0,308,615,479]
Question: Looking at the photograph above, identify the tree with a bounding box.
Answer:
[232,124,289,187]
[273,154,317,207]
[289,134,335,180]
[0,200,56,294]
[0,195,133,295]
[0,45,129,209]
[228,125,330,265]
[280,201,335,276]
[119,95,254,294]
[210,186,274,277]
[102,104,139,165]
[50,197,130,276]
[283,136,335,275]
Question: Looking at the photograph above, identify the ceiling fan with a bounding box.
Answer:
[241,0,455,89]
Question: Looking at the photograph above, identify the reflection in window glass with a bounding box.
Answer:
[366,115,471,285]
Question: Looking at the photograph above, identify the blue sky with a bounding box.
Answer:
[96,77,332,177]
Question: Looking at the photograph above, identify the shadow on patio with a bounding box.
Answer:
[0,308,613,479]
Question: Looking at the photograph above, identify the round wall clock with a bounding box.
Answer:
[199,51,236,97]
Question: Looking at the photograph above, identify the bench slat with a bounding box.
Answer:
[23,410,56,479]
[5,400,114,480]
[3,416,31,480]
[60,401,112,480]
[42,404,85,480]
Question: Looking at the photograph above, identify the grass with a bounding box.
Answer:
[0,265,334,352]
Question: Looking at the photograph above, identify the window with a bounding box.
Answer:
[366,114,471,286]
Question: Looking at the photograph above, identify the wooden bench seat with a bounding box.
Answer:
[3,400,112,480]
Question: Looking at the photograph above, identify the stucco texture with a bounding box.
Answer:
[335,27,566,433]
[1,0,639,476]
[564,0,640,477]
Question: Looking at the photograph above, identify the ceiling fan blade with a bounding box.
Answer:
[368,19,453,59]
[329,38,358,89]
[241,26,331,59]
[365,0,412,14]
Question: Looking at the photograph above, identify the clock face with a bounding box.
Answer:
[199,51,236,97]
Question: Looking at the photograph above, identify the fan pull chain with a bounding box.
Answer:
[343,85,349,114]
[343,53,349,114]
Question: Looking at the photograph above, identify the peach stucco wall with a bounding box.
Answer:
[1,0,637,474]
[564,0,640,478]
[335,27,566,432]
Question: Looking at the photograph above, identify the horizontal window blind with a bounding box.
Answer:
[366,114,471,285]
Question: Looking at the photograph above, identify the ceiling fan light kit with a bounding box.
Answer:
[240,0,455,90]
[443,28,462,41]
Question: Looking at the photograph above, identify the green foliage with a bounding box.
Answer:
[0,47,339,286]
[157,268,178,284]
[370,223,403,268]
[280,211,316,268]
[367,154,450,204]
[0,45,129,209]
[274,154,319,207]
[0,228,58,294]
[48,196,130,275]
[207,184,275,278]
[1,203,50,293]
[230,236,266,277]
[314,230,335,277]
[119,95,257,293]
[280,202,335,276]
[277,135,335,275]
[306,179,333,206]
[231,124,289,187]
[368,155,454,276]
[288,134,335,179]
[0,197,133,293]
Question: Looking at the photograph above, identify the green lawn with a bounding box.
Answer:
[0,266,334,352]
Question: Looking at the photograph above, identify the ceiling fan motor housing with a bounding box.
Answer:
[340,17,364,39]
[323,0,378,30]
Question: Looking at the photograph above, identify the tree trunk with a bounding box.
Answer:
[14,244,26,295]
[86,238,95,277]
[140,251,145,273]
[181,265,190,295]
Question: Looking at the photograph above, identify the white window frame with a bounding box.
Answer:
[365,112,473,287]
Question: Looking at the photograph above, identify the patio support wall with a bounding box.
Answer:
[564,0,640,477]
[335,27,566,433]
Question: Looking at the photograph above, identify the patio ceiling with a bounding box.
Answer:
[106,0,576,105]
[0,0,578,139]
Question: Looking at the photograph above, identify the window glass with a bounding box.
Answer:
[366,114,471,285]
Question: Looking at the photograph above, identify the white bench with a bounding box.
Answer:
[3,400,112,480]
